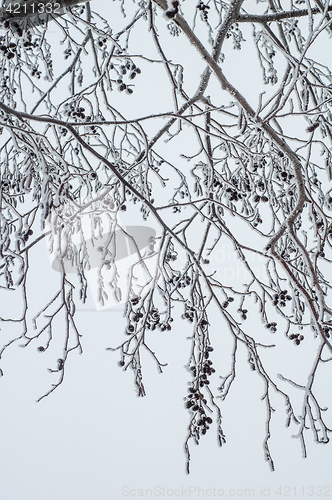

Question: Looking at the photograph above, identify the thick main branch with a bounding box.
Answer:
[237,6,332,23]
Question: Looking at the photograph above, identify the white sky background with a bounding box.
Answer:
[0,0,332,498]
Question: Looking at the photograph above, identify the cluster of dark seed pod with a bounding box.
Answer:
[23,38,36,49]
[131,296,139,306]
[280,170,294,182]
[165,0,180,18]
[248,353,256,371]
[222,297,234,308]
[159,321,172,331]
[266,321,277,333]
[169,272,191,288]
[0,40,17,59]
[186,387,213,435]
[132,310,144,322]
[289,333,304,345]
[273,289,292,307]
[251,157,267,172]
[213,177,222,188]
[225,186,242,202]
[125,297,173,335]
[63,102,86,121]
[146,306,173,331]
[323,325,332,338]
[64,47,72,59]
[126,323,135,335]
[197,1,210,21]
[186,387,206,409]
[23,229,33,242]
[199,358,215,386]
[326,199,332,211]
[253,194,269,203]
[271,160,295,183]
[238,307,248,320]
[1,30,43,69]
[165,250,177,262]
[146,307,161,330]
[125,297,143,336]
[182,304,195,323]
[31,66,42,78]
[98,37,107,47]
[200,318,208,329]
[252,213,263,227]
[185,347,215,436]
[115,61,141,94]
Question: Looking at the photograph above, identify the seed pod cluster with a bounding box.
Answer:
[185,347,215,438]
[63,102,86,121]
[170,272,191,288]
[289,333,304,345]
[197,1,210,22]
[222,296,234,308]
[165,0,179,18]
[273,290,292,308]
[323,326,332,338]
[116,61,141,94]
[182,304,195,323]
[238,307,248,320]
[266,322,277,333]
